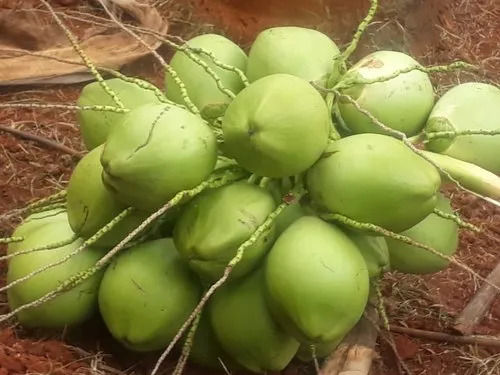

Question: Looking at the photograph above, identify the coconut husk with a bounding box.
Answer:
[0,0,168,85]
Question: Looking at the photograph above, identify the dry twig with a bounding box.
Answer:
[0,124,82,158]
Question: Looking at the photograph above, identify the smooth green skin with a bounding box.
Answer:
[424,82,500,174]
[66,145,150,248]
[101,103,217,211]
[338,50,434,136]
[210,267,300,373]
[165,34,247,118]
[386,193,458,274]
[346,230,390,280]
[246,26,340,85]
[222,74,330,177]
[8,209,67,254]
[98,239,201,352]
[77,78,163,150]
[265,216,369,344]
[173,182,276,282]
[7,213,104,328]
[307,134,441,232]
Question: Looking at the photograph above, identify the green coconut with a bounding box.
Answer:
[8,208,67,254]
[66,145,150,248]
[424,82,500,174]
[386,193,458,274]
[338,50,434,136]
[77,78,163,150]
[265,216,369,344]
[307,134,441,232]
[165,34,247,119]
[7,212,104,328]
[101,103,217,211]
[210,267,300,373]
[346,231,390,280]
[98,238,201,351]
[246,26,340,85]
[222,74,330,177]
[173,182,276,282]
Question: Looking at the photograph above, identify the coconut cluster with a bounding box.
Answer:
[6,25,499,374]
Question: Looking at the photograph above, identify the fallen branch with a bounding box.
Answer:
[454,261,500,335]
[320,304,379,375]
[0,124,82,158]
[390,325,500,348]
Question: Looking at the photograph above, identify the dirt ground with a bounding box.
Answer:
[0,0,499,374]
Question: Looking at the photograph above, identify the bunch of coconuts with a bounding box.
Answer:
[6,24,499,374]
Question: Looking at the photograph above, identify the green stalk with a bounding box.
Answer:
[422,151,500,203]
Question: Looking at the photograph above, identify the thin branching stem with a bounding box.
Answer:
[322,213,500,294]
[335,61,477,90]
[0,237,23,245]
[425,129,500,140]
[433,208,480,232]
[172,312,202,375]
[39,0,124,109]
[341,0,378,63]
[95,0,199,114]
[0,103,128,113]
[0,235,79,261]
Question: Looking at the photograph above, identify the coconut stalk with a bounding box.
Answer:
[421,151,500,205]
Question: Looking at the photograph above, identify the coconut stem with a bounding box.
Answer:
[28,202,67,215]
[102,69,184,109]
[26,190,67,211]
[95,0,200,115]
[374,280,390,331]
[325,95,342,141]
[340,0,378,64]
[0,191,67,224]
[40,0,124,110]
[335,61,476,90]
[135,31,250,87]
[322,0,379,141]
[0,103,128,114]
[0,237,23,245]
[421,151,500,204]
[322,213,500,294]
[0,235,79,262]
[151,186,306,375]
[168,44,236,100]
[432,208,480,232]
[424,129,500,140]
[190,46,250,86]
[172,311,202,375]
